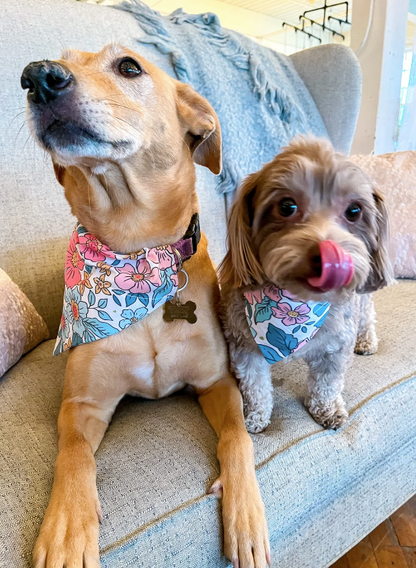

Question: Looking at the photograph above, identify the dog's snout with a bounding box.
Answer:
[21,61,73,104]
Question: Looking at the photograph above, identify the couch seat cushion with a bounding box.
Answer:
[1,282,415,568]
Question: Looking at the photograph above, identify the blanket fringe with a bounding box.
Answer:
[169,10,295,121]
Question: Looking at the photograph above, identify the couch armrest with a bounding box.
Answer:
[290,44,362,154]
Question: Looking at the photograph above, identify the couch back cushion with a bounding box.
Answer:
[0,0,228,334]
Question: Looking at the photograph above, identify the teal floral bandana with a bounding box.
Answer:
[54,224,179,355]
[244,286,331,365]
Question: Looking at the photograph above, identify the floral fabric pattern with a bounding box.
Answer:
[244,287,331,365]
[54,224,179,355]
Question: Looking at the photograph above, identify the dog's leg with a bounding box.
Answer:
[354,293,379,355]
[33,352,124,568]
[198,374,271,568]
[231,346,273,433]
[304,339,354,430]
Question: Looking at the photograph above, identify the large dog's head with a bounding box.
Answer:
[21,44,221,175]
[220,136,393,300]
[21,45,221,250]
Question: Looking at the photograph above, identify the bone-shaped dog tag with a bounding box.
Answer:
[163,298,197,324]
[163,268,197,324]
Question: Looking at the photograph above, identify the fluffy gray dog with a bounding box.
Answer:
[220,137,393,433]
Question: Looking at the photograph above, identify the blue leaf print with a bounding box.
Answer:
[137,293,149,307]
[266,324,298,357]
[126,293,138,307]
[113,289,125,295]
[152,272,173,308]
[293,325,301,333]
[113,294,122,306]
[84,318,118,338]
[88,291,95,306]
[85,265,93,274]
[259,344,283,364]
[98,299,108,309]
[301,326,307,333]
[84,329,95,343]
[98,310,113,321]
[254,299,273,324]
[313,302,330,317]
[111,259,121,266]
[71,332,83,347]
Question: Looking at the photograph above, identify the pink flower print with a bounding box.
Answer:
[79,233,113,262]
[245,290,263,304]
[115,259,161,294]
[147,246,173,269]
[271,302,311,326]
[65,233,84,287]
[263,285,281,303]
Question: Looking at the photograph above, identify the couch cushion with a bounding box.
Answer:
[0,0,228,336]
[1,281,415,568]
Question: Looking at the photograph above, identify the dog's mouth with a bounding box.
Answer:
[40,119,131,152]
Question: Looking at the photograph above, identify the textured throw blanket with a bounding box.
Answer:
[116,1,328,194]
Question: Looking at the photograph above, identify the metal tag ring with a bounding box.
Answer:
[178,269,189,293]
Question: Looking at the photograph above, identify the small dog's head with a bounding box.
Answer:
[21,43,221,176]
[220,136,393,300]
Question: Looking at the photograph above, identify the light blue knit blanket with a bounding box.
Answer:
[116,1,328,194]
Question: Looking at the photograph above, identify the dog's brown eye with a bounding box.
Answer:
[277,198,297,217]
[118,58,142,78]
[344,202,362,222]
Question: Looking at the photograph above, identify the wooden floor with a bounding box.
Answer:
[331,495,416,568]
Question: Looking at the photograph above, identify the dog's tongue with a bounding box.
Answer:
[307,240,354,291]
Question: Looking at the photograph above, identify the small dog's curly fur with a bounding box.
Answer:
[219,137,394,433]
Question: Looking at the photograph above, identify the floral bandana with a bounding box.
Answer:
[54,224,180,355]
[244,286,331,365]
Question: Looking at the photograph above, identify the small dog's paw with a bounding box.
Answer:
[306,396,349,430]
[355,333,378,356]
[245,411,270,433]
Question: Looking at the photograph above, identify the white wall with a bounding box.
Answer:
[351,0,409,155]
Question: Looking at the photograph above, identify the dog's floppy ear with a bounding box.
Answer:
[219,173,264,289]
[360,187,394,293]
[52,161,66,187]
[176,82,222,175]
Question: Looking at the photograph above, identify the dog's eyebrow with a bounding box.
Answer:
[102,43,126,59]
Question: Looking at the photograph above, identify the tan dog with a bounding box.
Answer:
[21,44,270,568]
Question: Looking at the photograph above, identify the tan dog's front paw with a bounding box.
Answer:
[211,475,271,568]
[33,493,101,568]
[306,395,349,430]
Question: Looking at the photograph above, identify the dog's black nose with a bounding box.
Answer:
[21,61,73,104]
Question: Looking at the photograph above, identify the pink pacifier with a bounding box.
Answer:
[308,240,354,291]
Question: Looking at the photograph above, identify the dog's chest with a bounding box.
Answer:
[127,361,186,399]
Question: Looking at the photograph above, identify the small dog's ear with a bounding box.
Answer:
[52,161,66,187]
[219,173,264,289]
[360,187,394,293]
[176,82,222,175]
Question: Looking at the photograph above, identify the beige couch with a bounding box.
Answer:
[1,0,415,567]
